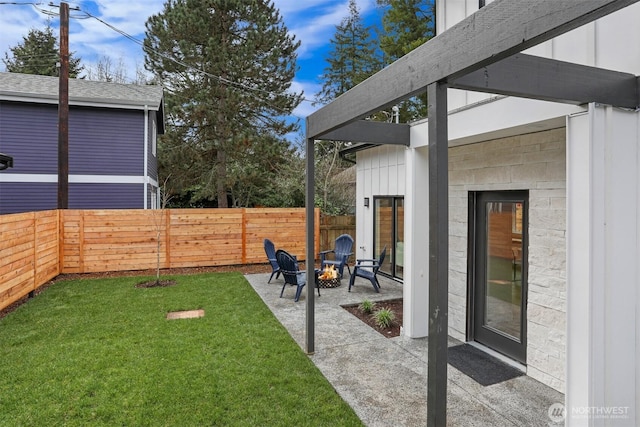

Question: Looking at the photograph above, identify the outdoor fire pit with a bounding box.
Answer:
[317,265,341,288]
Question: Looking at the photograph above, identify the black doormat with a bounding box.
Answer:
[447,344,524,386]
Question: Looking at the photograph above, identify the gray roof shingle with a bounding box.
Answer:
[0,72,163,110]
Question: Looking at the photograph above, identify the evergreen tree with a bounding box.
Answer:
[315,0,381,104]
[377,0,435,121]
[144,0,302,208]
[378,0,435,60]
[227,132,304,208]
[314,0,381,214]
[3,22,83,77]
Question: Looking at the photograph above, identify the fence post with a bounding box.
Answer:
[242,208,248,265]
[30,212,36,298]
[79,211,85,272]
[164,209,171,269]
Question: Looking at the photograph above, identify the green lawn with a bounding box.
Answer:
[0,273,362,426]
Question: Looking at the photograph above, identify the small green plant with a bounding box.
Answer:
[358,299,376,314]
[372,307,396,329]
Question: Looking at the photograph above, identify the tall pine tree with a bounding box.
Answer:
[3,22,83,77]
[144,0,302,208]
[315,0,381,105]
[377,0,435,121]
[378,0,435,60]
[314,0,380,214]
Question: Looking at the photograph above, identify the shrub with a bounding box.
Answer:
[358,299,376,314]
[372,307,396,329]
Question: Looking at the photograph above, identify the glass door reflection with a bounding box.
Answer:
[484,201,523,340]
[472,191,527,363]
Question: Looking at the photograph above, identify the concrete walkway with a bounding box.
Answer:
[245,272,564,426]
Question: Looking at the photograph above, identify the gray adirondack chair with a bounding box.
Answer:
[348,246,387,293]
[276,249,320,302]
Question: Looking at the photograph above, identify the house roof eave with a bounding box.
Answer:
[0,72,164,111]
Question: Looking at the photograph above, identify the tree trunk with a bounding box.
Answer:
[217,148,228,208]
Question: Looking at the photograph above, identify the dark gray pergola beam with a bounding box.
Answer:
[306,0,639,140]
[316,120,410,145]
[450,53,639,108]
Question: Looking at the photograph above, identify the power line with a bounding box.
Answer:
[1,1,320,118]
[76,7,319,121]
[81,8,315,106]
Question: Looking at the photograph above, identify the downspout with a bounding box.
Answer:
[143,105,149,209]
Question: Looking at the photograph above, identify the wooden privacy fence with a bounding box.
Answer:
[0,208,320,311]
[0,210,60,311]
[320,215,356,251]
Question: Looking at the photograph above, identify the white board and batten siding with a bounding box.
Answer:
[355,145,405,260]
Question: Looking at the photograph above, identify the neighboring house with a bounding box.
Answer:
[308,0,640,425]
[0,72,164,214]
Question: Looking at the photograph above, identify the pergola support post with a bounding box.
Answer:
[305,137,315,354]
[427,81,449,427]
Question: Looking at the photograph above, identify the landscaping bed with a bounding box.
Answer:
[343,298,403,338]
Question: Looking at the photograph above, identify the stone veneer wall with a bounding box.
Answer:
[448,127,567,392]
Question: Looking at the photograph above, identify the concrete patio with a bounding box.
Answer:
[245,271,564,426]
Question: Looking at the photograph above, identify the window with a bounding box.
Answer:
[151,120,157,157]
[150,189,157,209]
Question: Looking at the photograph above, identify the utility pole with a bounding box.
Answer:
[58,1,69,209]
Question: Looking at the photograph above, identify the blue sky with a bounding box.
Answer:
[0,0,384,135]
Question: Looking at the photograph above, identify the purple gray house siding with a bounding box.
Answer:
[0,182,142,213]
[70,106,145,175]
[0,102,58,174]
[69,183,143,209]
[0,183,57,214]
[0,72,164,215]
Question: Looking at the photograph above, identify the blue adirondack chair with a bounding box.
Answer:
[320,234,354,277]
[348,246,387,293]
[276,249,320,302]
[264,238,281,283]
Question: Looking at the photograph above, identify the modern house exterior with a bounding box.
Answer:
[0,72,164,214]
[306,0,640,425]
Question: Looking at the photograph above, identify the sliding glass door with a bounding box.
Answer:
[373,196,404,280]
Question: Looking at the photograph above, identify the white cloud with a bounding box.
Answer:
[276,0,378,58]
[0,1,164,73]
[290,79,323,119]
[91,0,163,21]
[0,4,49,64]
[1,0,378,123]
[273,0,334,15]
[1,0,376,75]
[69,1,164,77]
